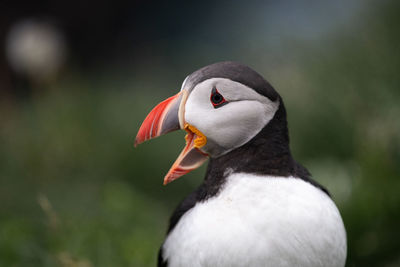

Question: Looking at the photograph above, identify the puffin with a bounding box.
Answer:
[135,61,347,267]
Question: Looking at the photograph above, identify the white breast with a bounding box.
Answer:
[162,173,347,267]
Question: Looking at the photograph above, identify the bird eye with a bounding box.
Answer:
[210,88,227,108]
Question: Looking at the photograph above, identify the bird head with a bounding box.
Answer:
[135,61,281,185]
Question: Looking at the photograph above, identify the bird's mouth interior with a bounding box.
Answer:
[163,123,208,185]
[184,123,207,149]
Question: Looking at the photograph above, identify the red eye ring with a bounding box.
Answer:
[210,88,228,108]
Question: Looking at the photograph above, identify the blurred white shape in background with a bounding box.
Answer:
[6,19,67,82]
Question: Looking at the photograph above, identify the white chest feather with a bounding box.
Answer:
[162,174,347,267]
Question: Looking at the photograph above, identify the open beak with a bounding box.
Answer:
[135,91,209,184]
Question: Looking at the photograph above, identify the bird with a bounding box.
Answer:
[135,61,347,267]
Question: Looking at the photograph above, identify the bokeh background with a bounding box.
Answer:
[1,0,399,266]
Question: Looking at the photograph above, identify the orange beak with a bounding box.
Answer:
[135,91,208,184]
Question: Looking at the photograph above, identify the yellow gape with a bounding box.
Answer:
[184,123,207,148]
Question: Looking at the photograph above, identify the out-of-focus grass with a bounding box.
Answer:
[0,85,205,266]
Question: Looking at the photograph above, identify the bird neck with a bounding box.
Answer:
[201,100,314,199]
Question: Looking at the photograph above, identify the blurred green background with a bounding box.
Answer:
[1,0,399,266]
